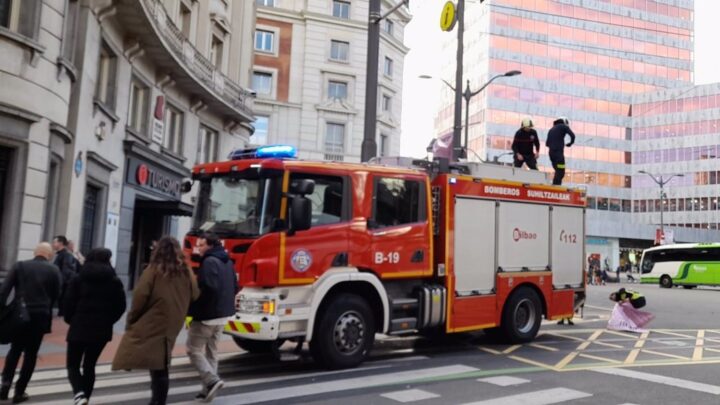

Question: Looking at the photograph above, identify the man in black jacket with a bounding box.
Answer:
[187,233,237,402]
[52,235,77,317]
[0,242,61,403]
[545,117,576,185]
[511,118,540,170]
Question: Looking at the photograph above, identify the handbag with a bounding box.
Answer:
[0,263,31,344]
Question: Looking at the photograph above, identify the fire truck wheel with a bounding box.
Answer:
[310,294,376,370]
[501,287,542,344]
[232,337,285,354]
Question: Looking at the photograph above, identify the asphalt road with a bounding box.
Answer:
[18,281,720,405]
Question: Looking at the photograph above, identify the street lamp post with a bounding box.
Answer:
[420,70,521,159]
[638,170,684,243]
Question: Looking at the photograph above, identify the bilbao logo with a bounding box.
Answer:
[512,228,537,242]
[136,164,149,185]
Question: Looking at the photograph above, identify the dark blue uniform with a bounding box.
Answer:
[545,122,576,185]
[511,128,540,170]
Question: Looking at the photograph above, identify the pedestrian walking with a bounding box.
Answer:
[545,117,575,185]
[112,236,199,405]
[0,243,61,404]
[187,233,237,402]
[511,118,540,170]
[64,248,126,405]
[53,235,78,317]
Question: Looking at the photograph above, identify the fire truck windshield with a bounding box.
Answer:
[191,172,280,238]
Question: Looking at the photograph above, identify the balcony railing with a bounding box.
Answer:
[140,0,253,118]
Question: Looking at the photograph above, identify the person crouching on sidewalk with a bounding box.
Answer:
[187,233,238,402]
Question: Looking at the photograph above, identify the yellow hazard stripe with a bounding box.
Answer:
[557,164,566,169]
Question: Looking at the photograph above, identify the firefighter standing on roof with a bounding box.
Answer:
[511,118,540,170]
[546,117,576,185]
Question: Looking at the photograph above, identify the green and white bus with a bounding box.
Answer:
[640,243,720,288]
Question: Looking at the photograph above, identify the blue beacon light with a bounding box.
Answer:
[255,145,297,159]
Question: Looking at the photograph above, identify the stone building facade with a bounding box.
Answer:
[251,0,410,161]
[0,0,256,287]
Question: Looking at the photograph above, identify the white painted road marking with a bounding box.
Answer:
[381,389,440,402]
[209,365,478,405]
[593,368,720,395]
[477,376,530,386]
[459,387,592,405]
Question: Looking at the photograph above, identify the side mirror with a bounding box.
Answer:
[180,180,193,193]
[290,179,315,196]
[289,196,312,234]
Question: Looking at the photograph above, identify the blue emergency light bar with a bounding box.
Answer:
[229,145,297,160]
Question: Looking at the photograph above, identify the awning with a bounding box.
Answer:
[135,200,194,217]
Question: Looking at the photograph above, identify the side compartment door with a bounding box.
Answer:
[551,206,584,288]
[368,176,431,278]
[454,198,496,295]
[497,202,549,272]
[281,172,350,284]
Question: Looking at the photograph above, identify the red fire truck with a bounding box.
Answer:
[184,146,586,369]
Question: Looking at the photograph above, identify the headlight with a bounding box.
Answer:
[237,295,275,315]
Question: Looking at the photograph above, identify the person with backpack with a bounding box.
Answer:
[53,236,78,317]
[0,243,61,404]
[63,248,126,405]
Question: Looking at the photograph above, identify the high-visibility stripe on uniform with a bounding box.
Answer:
[557,163,566,169]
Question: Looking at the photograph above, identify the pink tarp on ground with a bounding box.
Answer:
[607,302,655,333]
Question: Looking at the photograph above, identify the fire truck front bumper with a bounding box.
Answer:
[224,289,312,341]
[224,314,279,341]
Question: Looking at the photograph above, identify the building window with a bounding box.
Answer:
[256,0,275,6]
[324,123,345,161]
[384,19,394,36]
[62,0,80,63]
[332,0,350,19]
[95,42,117,109]
[164,104,184,155]
[179,1,193,39]
[330,40,349,62]
[210,34,224,69]
[379,134,389,157]
[197,126,219,164]
[128,78,149,135]
[381,94,392,112]
[80,184,101,256]
[372,178,423,228]
[0,0,40,38]
[43,157,61,241]
[254,30,274,53]
[252,71,273,95]
[384,57,394,77]
[328,81,348,100]
[253,116,269,145]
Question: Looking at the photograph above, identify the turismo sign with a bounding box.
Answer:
[127,158,182,199]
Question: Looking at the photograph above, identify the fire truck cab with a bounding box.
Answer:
[185,146,586,369]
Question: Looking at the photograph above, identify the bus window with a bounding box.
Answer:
[641,252,655,273]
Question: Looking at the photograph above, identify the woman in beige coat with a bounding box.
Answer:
[112,237,199,405]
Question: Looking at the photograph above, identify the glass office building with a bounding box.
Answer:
[434,0,719,268]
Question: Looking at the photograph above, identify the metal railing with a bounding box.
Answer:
[140,0,253,117]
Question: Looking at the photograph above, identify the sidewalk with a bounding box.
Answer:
[0,309,240,371]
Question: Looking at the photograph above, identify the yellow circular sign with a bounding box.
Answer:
[440,1,457,32]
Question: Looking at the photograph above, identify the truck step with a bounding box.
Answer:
[391,298,419,312]
[389,317,418,333]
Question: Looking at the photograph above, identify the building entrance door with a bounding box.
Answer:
[128,199,167,289]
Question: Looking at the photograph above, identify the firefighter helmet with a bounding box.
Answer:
[557,116,569,125]
[521,118,534,128]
